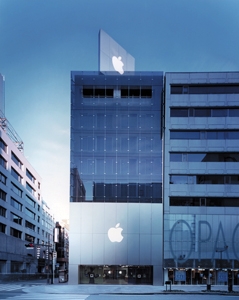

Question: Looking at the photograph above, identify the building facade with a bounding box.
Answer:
[55,221,69,274]
[69,71,164,285]
[0,112,55,278]
[0,74,5,114]
[164,72,239,285]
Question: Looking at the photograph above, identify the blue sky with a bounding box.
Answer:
[0,0,239,221]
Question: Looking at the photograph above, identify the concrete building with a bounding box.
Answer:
[0,111,55,278]
[163,72,239,285]
[55,221,69,274]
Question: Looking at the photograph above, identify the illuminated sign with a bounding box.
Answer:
[108,223,124,243]
[98,29,135,74]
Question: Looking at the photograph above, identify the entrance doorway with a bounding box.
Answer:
[79,265,153,285]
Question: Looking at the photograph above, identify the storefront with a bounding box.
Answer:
[165,268,239,285]
[79,265,153,284]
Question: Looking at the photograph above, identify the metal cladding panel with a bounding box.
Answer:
[140,204,152,234]
[80,233,93,264]
[92,234,104,264]
[70,203,163,266]
[140,234,151,264]
[104,234,117,265]
[127,234,140,264]
[127,203,140,234]
[151,234,162,265]
[93,204,105,234]
[80,204,93,234]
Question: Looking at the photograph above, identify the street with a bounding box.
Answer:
[0,292,239,300]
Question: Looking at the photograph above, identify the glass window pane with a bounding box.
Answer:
[170,153,182,162]
[170,108,188,117]
[229,108,239,117]
[212,109,227,117]
[170,175,188,184]
[194,109,211,117]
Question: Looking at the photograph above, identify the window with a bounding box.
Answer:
[170,196,239,207]
[229,108,239,117]
[26,182,35,195]
[11,182,22,197]
[11,152,22,169]
[25,221,35,231]
[11,167,22,183]
[0,138,7,152]
[0,206,6,217]
[0,189,6,201]
[194,108,211,117]
[170,174,239,185]
[170,153,183,162]
[25,233,34,242]
[82,86,114,98]
[170,108,188,117]
[0,155,6,169]
[170,152,239,162]
[0,172,6,184]
[10,227,22,239]
[171,84,239,94]
[11,197,22,211]
[25,208,35,220]
[171,107,239,118]
[26,195,35,207]
[11,212,22,225]
[170,131,200,139]
[0,222,6,233]
[120,86,152,98]
[212,108,227,117]
[170,175,189,184]
[26,169,35,183]
[170,130,239,140]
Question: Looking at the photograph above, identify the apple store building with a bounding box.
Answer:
[69,71,164,285]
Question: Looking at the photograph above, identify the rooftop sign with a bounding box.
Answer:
[98,29,135,74]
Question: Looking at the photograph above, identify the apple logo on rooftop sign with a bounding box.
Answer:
[99,30,135,74]
[112,56,124,74]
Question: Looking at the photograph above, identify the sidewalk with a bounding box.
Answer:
[22,281,239,295]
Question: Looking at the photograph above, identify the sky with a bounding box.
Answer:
[0,0,239,221]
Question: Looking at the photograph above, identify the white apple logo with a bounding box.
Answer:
[112,56,124,74]
[108,223,124,242]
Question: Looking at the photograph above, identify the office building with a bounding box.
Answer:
[0,110,55,278]
[0,74,5,114]
[164,72,239,285]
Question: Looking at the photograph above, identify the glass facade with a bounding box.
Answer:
[79,265,153,284]
[70,72,163,203]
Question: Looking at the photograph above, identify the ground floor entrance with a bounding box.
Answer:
[79,265,153,285]
[166,268,239,285]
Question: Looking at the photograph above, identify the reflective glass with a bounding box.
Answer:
[170,108,188,117]
[71,72,163,203]
[229,108,239,117]
[212,109,227,117]
[170,153,182,162]
[194,109,211,117]
[170,175,188,184]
